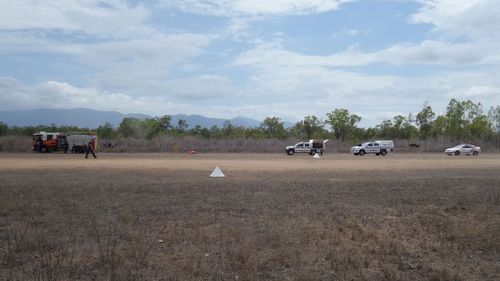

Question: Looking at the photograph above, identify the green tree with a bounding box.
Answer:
[445,99,465,141]
[209,125,222,138]
[232,126,248,139]
[246,127,265,139]
[118,117,142,138]
[176,119,188,134]
[392,115,406,138]
[444,99,492,140]
[377,119,394,138]
[260,117,287,139]
[431,115,447,138]
[0,122,8,136]
[364,127,379,140]
[488,106,500,132]
[402,114,419,140]
[158,115,172,132]
[143,118,162,139]
[463,101,494,139]
[416,104,435,139]
[222,120,234,138]
[291,115,325,139]
[325,109,361,141]
[96,122,114,139]
[469,115,493,138]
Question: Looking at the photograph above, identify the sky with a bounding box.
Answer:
[1,0,500,127]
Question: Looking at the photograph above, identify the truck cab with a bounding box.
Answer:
[32,132,67,153]
[292,142,310,153]
[286,139,329,156]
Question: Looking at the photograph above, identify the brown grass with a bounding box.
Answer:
[3,135,499,154]
[1,153,500,280]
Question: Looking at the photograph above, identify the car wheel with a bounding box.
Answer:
[381,150,387,156]
[375,153,380,156]
[473,151,479,156]
[353,153,359,156]
[455,151,460,156]
[359,150,365,156]
[287,149,295,155]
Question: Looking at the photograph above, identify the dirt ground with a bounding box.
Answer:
[1,152,500,281]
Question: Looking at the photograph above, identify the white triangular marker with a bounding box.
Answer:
[210,166,225,177]
[313,153,321,159]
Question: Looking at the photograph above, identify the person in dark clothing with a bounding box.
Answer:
[36,136,43,153]
[85,141,97,159]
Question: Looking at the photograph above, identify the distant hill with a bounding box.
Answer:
[170,114,260,129]
[0,108,272,129]
[0,108,149,128]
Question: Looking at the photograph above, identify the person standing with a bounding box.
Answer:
[85,140,97,159]
[36,136,43,153]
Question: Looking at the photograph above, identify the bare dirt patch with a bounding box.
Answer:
[1,153,500,280]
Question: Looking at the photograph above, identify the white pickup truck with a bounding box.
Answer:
[351,140,394,156]
[286,139,329,156]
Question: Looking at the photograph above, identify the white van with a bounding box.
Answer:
[351,140,394,156]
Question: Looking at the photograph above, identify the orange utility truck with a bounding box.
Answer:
[32,131,97,153]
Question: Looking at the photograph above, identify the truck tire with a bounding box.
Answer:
[381,150,387,156]
[309,150,315,156]
[319,151,323,156]
[287,149,295,156]
[359,150,365,156]
[473,151,479,156]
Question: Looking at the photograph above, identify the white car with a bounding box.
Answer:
[445,144,481,156]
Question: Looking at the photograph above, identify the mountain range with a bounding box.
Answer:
[0,108,271,129]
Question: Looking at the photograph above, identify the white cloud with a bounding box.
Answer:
[381,40,496,65]
[412,0,500,39]
[0,31,213,95]
[77,33,211,66]
[340,29,370,37]
[234,39,500,68]
[0,78,140,112]
[159,0,352,16]
[0,76,240,116]
[232,42,398,121]
[234,42,377,67]
[166,75,237,99]
[0,0,151,38]
[460,86,500,98]
[231,41,500,123]
[0,1,217,100]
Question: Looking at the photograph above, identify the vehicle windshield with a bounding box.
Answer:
[362,142,371,146]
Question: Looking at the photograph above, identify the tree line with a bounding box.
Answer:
[1,99,499,144]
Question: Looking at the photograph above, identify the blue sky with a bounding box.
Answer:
[1,0,499,127]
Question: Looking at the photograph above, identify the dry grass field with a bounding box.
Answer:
[1,152,500,281]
